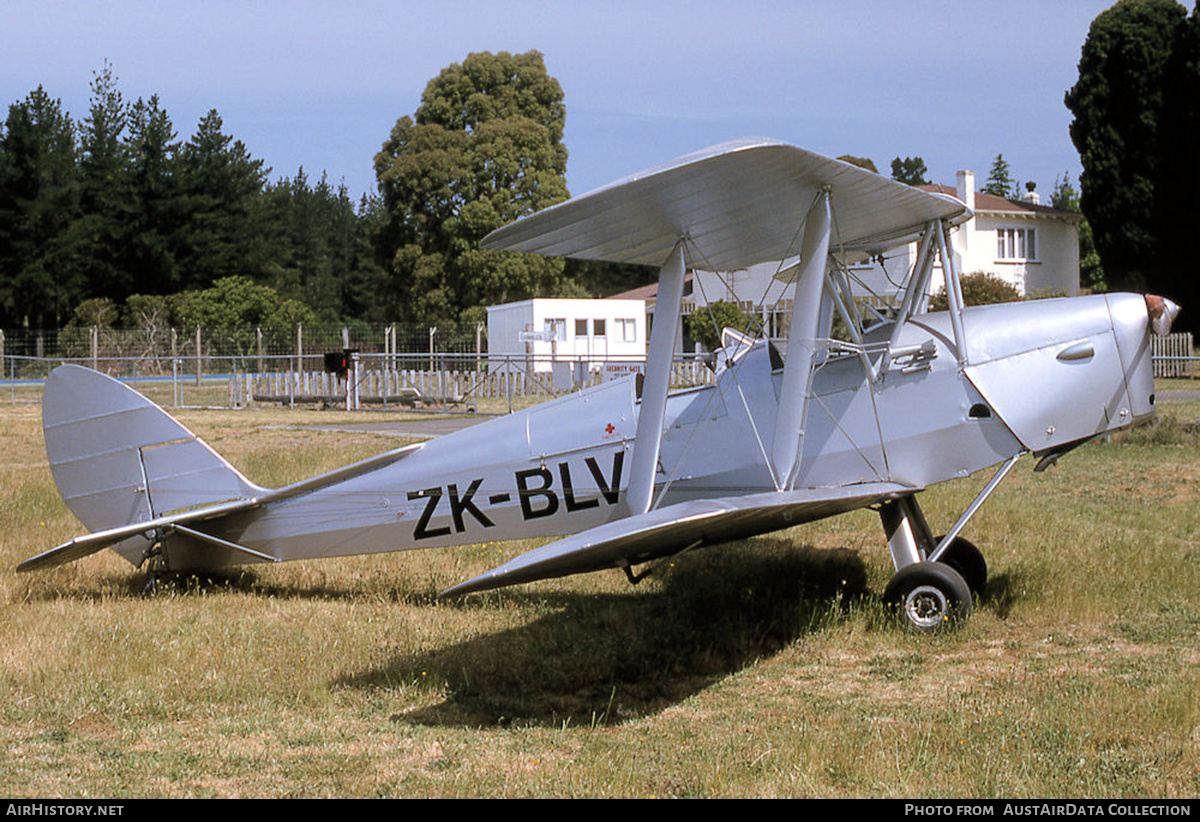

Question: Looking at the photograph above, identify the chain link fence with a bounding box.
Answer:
[9,323,1187,410]
[0,322,484,374]
[0,322,716,410]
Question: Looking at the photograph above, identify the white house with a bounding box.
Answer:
[486,298,646,374]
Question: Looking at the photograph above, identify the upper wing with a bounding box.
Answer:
[480,138,970,270]
[440,481,915,596]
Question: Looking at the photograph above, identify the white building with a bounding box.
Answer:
[486,298,646,374]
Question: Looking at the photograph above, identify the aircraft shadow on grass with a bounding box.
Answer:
[20,532,1020,727]
[337,539,872,727]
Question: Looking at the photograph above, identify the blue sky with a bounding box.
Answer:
[1,0,1116,204]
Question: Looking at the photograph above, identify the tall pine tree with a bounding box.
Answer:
[175,110,269,290]
[124,94,183,296]
[73,61,132,300]
[0,87,81,326]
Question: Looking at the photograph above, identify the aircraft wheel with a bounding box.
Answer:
[884,561,972,633]
[933,535,987,595]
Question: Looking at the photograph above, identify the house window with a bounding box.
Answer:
[574,318,589,337]
[618,318,637,342]
[544,318,566,341]
[593,319,606,337]
[997,227,1036,260]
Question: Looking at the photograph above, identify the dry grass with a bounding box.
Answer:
[1,387,1198,798]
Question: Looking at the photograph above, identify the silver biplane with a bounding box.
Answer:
[18,139,1179,631]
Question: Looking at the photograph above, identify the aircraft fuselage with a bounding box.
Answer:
[151,292,1156,571]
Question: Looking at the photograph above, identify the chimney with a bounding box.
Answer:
[1021,181,1040,206]
[956,170,975,212]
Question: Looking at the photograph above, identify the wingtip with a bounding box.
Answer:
[437,573,502,599]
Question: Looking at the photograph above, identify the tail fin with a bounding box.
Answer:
[41,365,264,555]
[25,365,425,573]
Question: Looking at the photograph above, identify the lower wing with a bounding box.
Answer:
[441,481,916,596]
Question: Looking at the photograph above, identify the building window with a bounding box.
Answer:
[593,319,606,337]
[574,318,588,337]
[618,318,637,342]
[997,227,1036,260]
[544,318,566,341]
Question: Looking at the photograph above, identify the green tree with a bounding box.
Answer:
[123,94,183,296]
[374,50,575,323]
[176,276,314,357]
[982,154,1016,197]
[1157,2,1200,307]
[929,272,1021,311]
[562,258,657,298]
[72,61,132,299]
[178,275,314,329]
[175,110,270,290]
[66,296,119,328]
[340,193,393,321]
[838,155,878,173]
[0,87,82,326]
[890,156,928,186]
[262,168,386,321]
[1065,0,1188,295]
[684,301,760,351]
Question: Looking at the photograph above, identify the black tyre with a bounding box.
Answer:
[883,561,972,633]
[933,535,987,595]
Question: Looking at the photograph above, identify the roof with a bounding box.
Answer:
[482,138,971,270]
[605,272,691,302]
[919,184,1082,220]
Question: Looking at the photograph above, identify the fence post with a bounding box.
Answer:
[296,322,303,381]
[256,327,264,374]
[353,353,361,411]
[91,326,99,371]
[195,325,202,386]
[0,329,5,380]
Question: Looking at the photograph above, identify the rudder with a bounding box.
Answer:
[42,366,265,558]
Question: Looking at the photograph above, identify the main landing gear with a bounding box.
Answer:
[878,498,990,633]
[876,456,1018,632]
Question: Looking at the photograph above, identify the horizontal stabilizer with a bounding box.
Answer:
[441,482,915,597]
[17,497,264,572]
[17,533,120,573]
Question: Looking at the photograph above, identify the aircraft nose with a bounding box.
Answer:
[1145,294,1181,337]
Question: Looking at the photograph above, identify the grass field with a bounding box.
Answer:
[1,386,1198,798]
